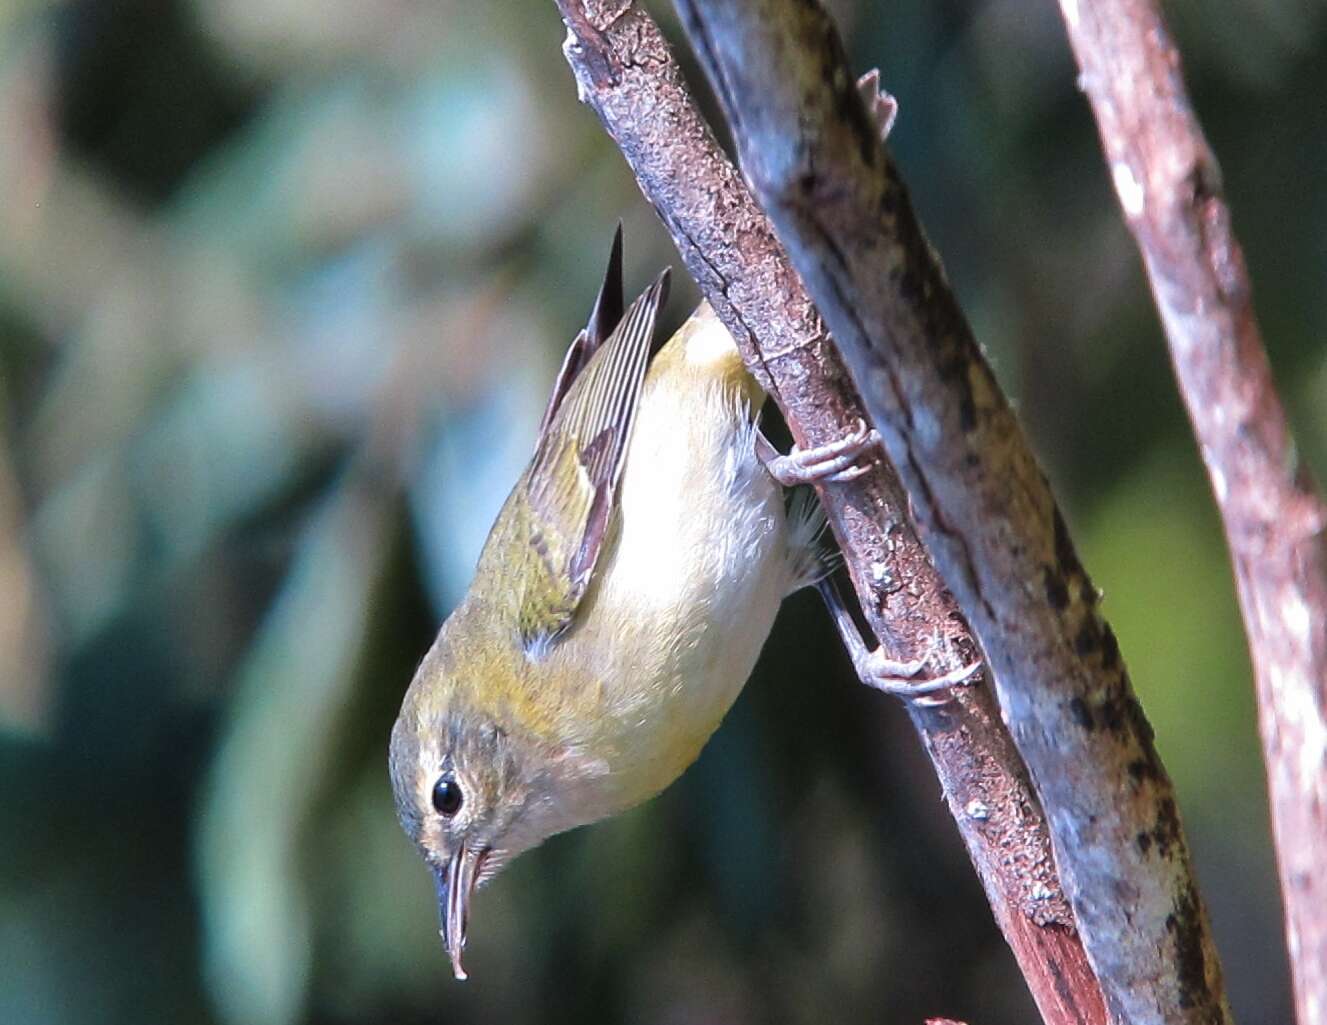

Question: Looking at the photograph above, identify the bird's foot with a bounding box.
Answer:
[853,649,983,706]
[817,578,981,707]
[757,421,881,486]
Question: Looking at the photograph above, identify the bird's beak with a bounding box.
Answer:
[434,846,484,980]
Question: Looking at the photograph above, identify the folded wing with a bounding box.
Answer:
[486,261,670,650]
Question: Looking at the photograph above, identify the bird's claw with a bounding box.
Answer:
[855,649,983,707]
[758,421,882,486]
[817,577,981,708]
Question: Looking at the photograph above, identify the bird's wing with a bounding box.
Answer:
[537,225,625,437]
[490,269,670,648]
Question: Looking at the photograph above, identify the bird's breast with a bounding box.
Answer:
[547,312,790,817]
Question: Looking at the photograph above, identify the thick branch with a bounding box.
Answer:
[553,3,1107,1023]
[671,1,1233,1022]
[1055,2,1327,1021]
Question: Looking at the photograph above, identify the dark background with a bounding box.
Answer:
[1,0,1320,1023]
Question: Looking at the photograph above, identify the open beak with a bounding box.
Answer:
[433,846,485,980]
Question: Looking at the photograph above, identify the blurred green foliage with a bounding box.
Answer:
[0,0,1320,1023]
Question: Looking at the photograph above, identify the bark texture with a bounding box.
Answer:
[553,3,1108,1023]
[670,1,1233,1022]
[1056,2,1327,1022]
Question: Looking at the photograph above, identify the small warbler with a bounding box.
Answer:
[389,229,882,978]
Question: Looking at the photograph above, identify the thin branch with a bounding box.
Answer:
[670,1,1233,1022]
[552,3,1107,1023]
[1055,2,1327,1021]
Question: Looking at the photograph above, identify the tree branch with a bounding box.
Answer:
[552,2,1107,1022]
[669,0,1233,1022]
[1055,2,1327,1021]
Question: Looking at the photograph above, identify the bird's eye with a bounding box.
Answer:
[432,775,464,817]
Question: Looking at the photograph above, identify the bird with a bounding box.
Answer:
[389,228,895,979]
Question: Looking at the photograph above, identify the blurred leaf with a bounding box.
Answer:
[0,407,50,735]
[195,464,397,1025]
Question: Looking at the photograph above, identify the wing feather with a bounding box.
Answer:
[489,268,670,648]
[537,225,624,436]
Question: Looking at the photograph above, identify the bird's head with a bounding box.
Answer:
[388,635,607,979]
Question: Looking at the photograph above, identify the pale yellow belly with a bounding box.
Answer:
[550,353,791,818]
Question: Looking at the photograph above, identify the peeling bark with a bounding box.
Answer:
[669,0,1233,1022]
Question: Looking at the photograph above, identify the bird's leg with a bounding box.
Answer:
[756,420,882,486]
[816,578,982,707]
